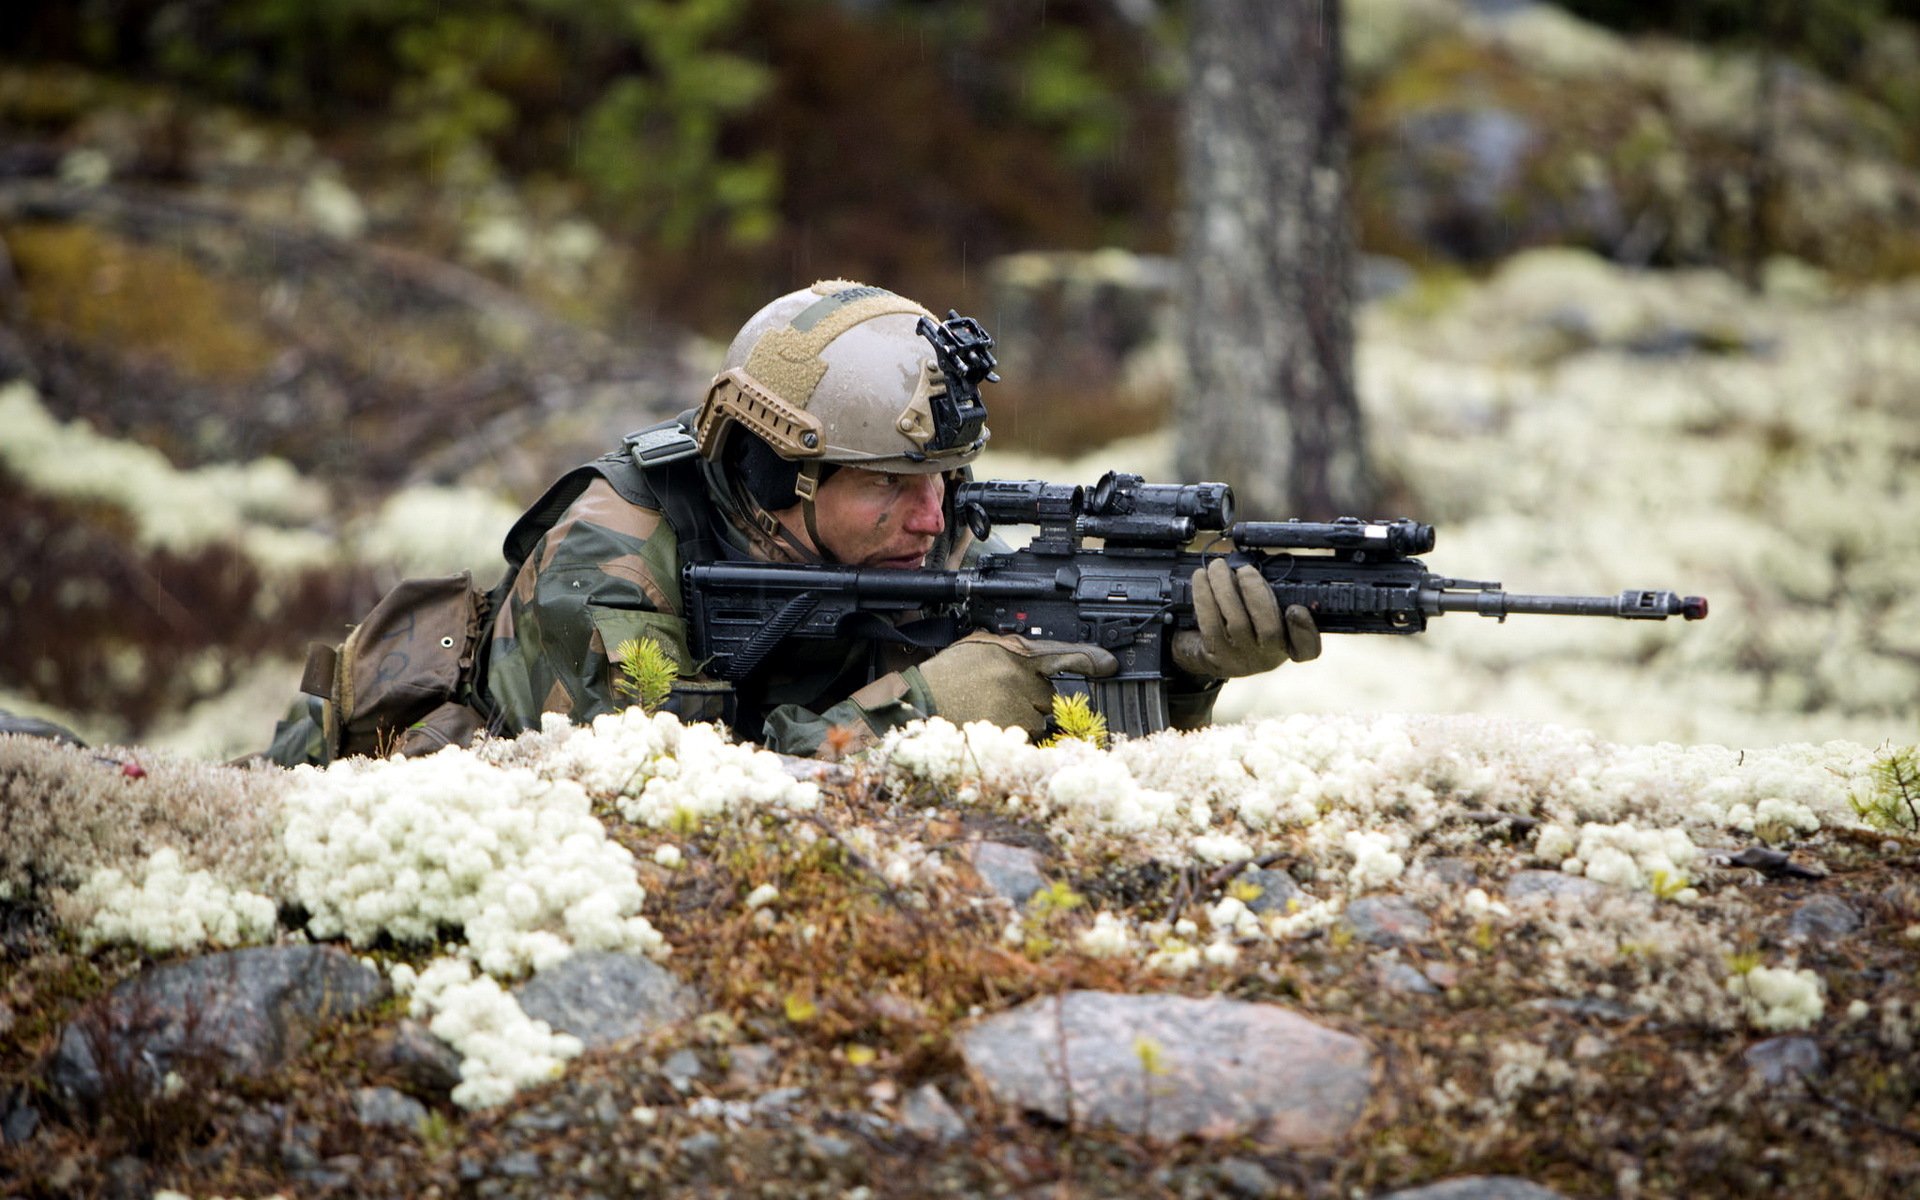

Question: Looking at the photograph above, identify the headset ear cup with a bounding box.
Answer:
[726,431,805,510]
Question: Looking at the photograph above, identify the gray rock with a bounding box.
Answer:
[496,1150,544,1178]
[1212,1157,1282,1199]
[47,945,386,1116]
[1504,870,1609,908]
[378,1019,464,1097]
[1238,869,1306,916]
[1786,895,1863,941]
[900,1083,968,1143]
[353,1085,429,1131]
[280,1122,323,1171]
[1525,997,1636,1022]
[512,951,698,1050]
[1411,857,1478,888]
[0,998,14,1037]
[662,1048,705,1090]
[1375,955,1441,996]
[1376,1177,1569,1200]
[1,1082,40,1146]
[1343,896,1432,948]
[1744,1035,1825,1087]
[969,842,1050,907]
[801,1129,855,1161]
[957,991,1372,1146]
[752,1086,807,1117]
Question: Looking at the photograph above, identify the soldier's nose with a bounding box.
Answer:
[901,476,946,534]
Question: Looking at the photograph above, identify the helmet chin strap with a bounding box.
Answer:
[794,460,833,564]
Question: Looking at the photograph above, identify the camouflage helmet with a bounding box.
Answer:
[694,280,993,490]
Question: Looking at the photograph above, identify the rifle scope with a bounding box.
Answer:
[955,473,1235,542]
[1232,517,1436,557]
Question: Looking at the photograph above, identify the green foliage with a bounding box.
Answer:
[1041,692,1109,750]
[572,0,778,247]
[1851,745,1920,832]
[613,636,678,714]
[1016,29,1128,165]
[114,0,778,247]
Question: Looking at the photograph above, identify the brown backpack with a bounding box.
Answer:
[286,418,714,764]
[297,572,493,761]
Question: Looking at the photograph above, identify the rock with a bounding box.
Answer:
[496,1150,544,1178]
[968,842,1050,907]
[752,1086,807,1118]
[725,1042,779,1088]
[1411,858,1479,888]
[512,951,699,1050]
[1375,1177,1570,1200]
[1525,997,1636,1022]
[1744,1036,1825,1087]
[47,945,386,1117]
[1238,869,1307,917]
[377,1019,464,1097]
[900,1083,968,1143]
[801,1129,855,1161]
[1785,895,1863,942]
[662,1048,705,1090]
[1343,897,1432,948]
[1211,1157,1283,1199]
[1375,955,1441,996]
[0,998,14,1037]
[1504,870,1609,908]
[1,1082,41,1147]
[957,991,1373,1146]
[353,1085,429,1131]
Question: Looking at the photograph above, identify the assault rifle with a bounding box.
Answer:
[685,472,1708,737]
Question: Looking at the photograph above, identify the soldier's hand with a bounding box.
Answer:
[914,632,1119,734]
[1172,559,1320,679]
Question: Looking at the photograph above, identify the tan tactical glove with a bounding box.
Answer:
[914,632,1120,734]
[1171,559,1321,679]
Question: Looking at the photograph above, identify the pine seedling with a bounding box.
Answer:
[613,636,677,713]
[1851,745,1920,833]
[1041,692,1109,749]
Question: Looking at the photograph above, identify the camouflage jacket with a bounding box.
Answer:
[483,451,971,757]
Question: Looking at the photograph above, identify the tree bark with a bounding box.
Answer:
[1175,0,1374,520]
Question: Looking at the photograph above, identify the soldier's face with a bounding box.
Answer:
[786,467,946,568]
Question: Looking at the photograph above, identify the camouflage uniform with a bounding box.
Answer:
[484,451,979,757]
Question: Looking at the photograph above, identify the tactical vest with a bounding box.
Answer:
[295,415,716,763]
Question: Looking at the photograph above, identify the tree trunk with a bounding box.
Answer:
[1175,0,1373,520]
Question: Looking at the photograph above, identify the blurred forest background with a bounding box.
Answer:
[2,0,1919,755]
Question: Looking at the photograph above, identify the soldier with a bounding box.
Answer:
[267,280,1318,765]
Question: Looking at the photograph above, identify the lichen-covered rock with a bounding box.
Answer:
[46,945,386,1116]
[958,991,1373,1145]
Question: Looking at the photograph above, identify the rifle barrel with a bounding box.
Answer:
[1424,588,1708,621]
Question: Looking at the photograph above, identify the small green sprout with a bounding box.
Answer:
[1041,692,1109,749]
[1027,880,1085,920]
[1851,745,1920,833]
[1134,1035,1169,1077]
[1725,950,1763,976]
[613,636,677,713]
[1226,877,1265,904]
[1647,868,1692,901]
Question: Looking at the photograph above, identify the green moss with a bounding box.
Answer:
[9,222,279,384]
